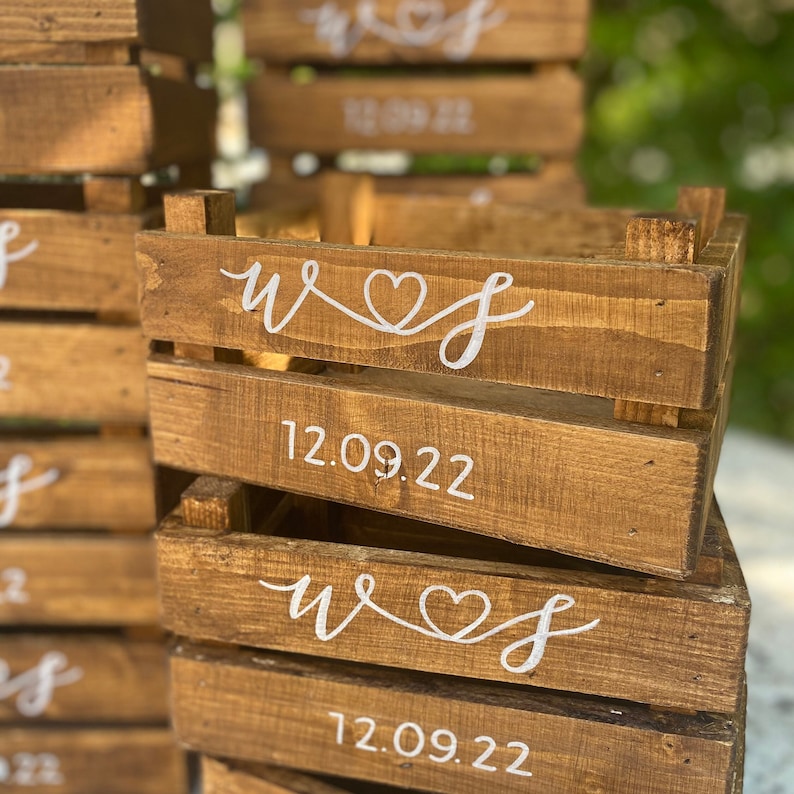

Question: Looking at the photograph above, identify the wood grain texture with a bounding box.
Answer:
[137,213,746,408]
[0,322,148,422]
[172,643,743,794]
[0,533,158,626]
[250,163,587,212]
[0,436,155,531]
[0,207,150,313]
[0,67,214,175]
[242,0,589,63]
[0,634,169,723]
[247,71,583,156]
[146,355,724,577]
[2,728,187,794]
[0,0,213,61]
[203,757,356,794]
[157,499,748,712]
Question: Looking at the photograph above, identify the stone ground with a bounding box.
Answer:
[715,428,794,794]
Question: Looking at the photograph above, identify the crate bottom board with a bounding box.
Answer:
[1,727,187,793]
[172,643,744,794]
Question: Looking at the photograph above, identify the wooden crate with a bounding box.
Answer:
[0,65,214,175]
[0,533,158,626]
[1,727,188,794]
[138,187,744,577]
[171,640,745,794]
[244,1,588,208]
[0,436,155,531]
[0,0,213,63]
[159,478,748,714]
[0,633,169,723]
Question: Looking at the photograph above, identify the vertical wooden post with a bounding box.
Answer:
[614,212,704,428]
[181,476,251,533]
[677,186,726,250]
[163,190,239,361]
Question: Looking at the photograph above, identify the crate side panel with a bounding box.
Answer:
[248,72,583,157]
[0,534,158,626]
[148,359,710,576]
[0,635,169,723]
[242,0,590,64]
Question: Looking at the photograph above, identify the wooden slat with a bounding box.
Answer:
[0,67,214,175]
[203,757,356,794]
[249,162,587,212]
[0,634,168,723]
[0,533,158,626]
[147,357,725,577]
[172,643,743,794]
[0,437,155,531]
[158,499,748,712]
[0,323,148,423]
[0,207,147,313]
[0,0,213,61]
[242,0,590,64]
[248,71,583,157]
[137,214,745,408]
[372,196,635,255]
[2,728,187,794]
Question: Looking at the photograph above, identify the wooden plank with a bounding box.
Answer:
[0,0,213,61]
[203,757,357,794]
[247,71,584,157]
[158,499,748,712]
[372,195,635,256]
[0,533,158,627]
[1,727,187,794]
[0,634,168,723]
[147,356,724,577]
[172,643,743,794]
[0,437,155,531]
[242,0,590,63]
[249,162,586,212]
[0,322,148,423]
[0,207,147,313]
[137,214,744,408]
[0,67,214,175]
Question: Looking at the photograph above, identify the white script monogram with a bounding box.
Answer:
[220,260,536,370]
[0,652,84,717]
[260,573,600,674]
[300,0,507,60]
[0,454,61,528]
[0,221,38,289]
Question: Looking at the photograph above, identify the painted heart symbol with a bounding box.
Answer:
[395,0,446,45]
[363,269,428,332]
[419,585,492,641]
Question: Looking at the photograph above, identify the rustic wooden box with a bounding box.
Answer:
[0,0,213,63]
[2,727,188,793]
[0,633,169,723]
[0,533,157,626]
[159,478,748,715]
[138,188,744,577]
[0,436,156,531]
[171,640,744,794]
[244,1,588,209]
[0,65,214,175]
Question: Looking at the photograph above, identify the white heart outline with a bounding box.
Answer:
[419,585,492,640]
[394,0,447,44]
[363,269,428,332]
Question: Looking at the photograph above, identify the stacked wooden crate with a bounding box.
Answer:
[0,3,214,791]
[137,182,749,793]
[243,0,589,208]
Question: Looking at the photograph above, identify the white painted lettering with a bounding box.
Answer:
[0,652,84,718]
[0,455,61,529]
[0,221,38,289]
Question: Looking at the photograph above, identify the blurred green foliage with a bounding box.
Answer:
[582,0,794,439]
